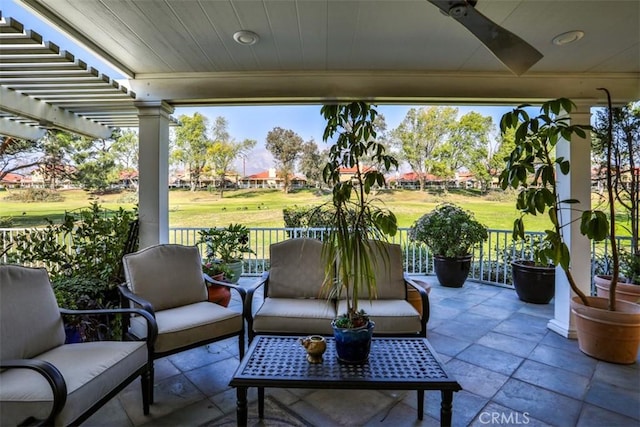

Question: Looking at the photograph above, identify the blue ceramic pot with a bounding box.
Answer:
[332,320,375,363]
[64,325,82,344]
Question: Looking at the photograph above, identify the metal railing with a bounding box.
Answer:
[2,226,633,289]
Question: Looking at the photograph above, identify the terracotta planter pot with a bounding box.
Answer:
[511,261,555,304]
[207,273,231,307]
[570,296,640,364]
[433,255,472,288]
[594,275,640,304]
[407,280,431,317]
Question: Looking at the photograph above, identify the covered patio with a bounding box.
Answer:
[1,1,639,425]
[84,277,639,426]
[3,0,638,341]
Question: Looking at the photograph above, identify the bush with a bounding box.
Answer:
[3,188,64,202]
[54,275,122,341]
[0,217,14,227]
[409,203,488,258]
[8,202,138,307]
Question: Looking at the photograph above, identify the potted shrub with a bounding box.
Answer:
[197,223,255,283]
[498,95,640,364]
[591,100,640,303]
[409,203,488,288]
[319,101,398,363]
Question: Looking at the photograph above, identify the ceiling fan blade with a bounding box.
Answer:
[428,0,543,75]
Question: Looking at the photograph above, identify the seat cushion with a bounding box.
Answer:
[0,341,146,427]
[336,299,421,335]
[129,302,243,354]
[253,298,336,335]
[123,244,207,311]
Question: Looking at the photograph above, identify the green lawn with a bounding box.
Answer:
[0,187,631,235]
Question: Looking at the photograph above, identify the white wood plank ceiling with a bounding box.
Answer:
[1,0,639,140]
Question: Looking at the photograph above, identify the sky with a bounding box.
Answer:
[5,0,521,176]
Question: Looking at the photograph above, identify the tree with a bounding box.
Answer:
[265,127,304,193]
[172,113,211,191]
[391,107,457,191]
[299,139,324,187]
[41,130,76,189]
[442,111,494,189]
[112,129,139,171]
[208,116,256,197]
[0,136,44,181]
[485,126,516,189]
[69,135,118,193]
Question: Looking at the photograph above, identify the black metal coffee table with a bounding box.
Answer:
[229,336,462,427]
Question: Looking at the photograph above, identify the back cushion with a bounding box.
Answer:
[268,239,326,298]
[344,241,406,300]
[123,244,207,311]
[0,265,65,360]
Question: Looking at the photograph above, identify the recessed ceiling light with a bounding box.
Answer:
[552,30,584,46]
[233,30,259,46]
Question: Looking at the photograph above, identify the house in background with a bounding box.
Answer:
[0,173,24,189]
[240,168,306,190]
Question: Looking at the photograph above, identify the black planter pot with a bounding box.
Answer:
[511,260,555,304]
[434,255,472,288]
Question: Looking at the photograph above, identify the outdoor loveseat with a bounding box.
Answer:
[246,238,429,341]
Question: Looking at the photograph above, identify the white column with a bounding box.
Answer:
[548,102,593,338]
[135,101,174,248]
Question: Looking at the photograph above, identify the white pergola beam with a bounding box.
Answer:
[0,117,45,140]
[0,86,112,138]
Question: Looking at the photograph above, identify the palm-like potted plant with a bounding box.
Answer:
[498,95,640,364]
[319,101,398,363]
[197,223,255,284]
[409,203,488,288]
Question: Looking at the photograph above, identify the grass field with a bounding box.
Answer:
[0,187,631,235]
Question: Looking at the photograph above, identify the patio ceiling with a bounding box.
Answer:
[12,0,639,108]
[0,16,138,140]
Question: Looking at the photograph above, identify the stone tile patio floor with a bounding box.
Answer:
[87,277,639,426]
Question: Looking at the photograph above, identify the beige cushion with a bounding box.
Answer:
[129,301,242,354]
[123,244,207,311]
[0,341,146,427]
[253,298,336,335]
[338,241,406,300]
[0,265,65,360]
[268,239,326,298]
[336,299,421,335]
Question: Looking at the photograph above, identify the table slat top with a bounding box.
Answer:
[230,336,461,389]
